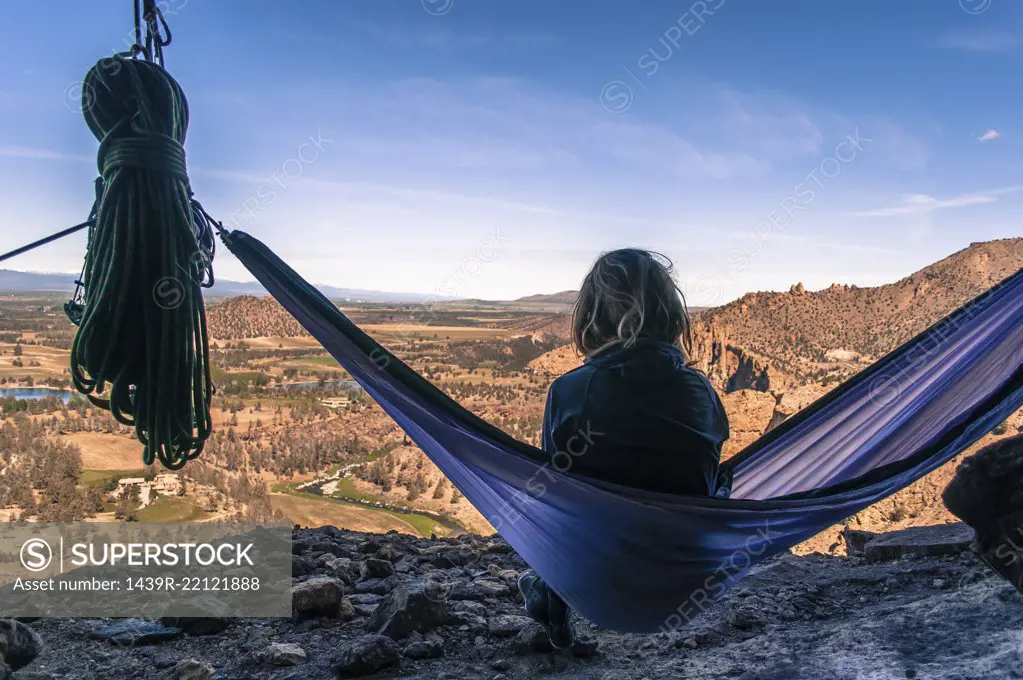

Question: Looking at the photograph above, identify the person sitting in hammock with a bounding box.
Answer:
[517,248,731,648]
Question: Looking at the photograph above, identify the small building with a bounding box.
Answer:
[152,474,181,494]
[113,474,181,508]
[321,397,350,409]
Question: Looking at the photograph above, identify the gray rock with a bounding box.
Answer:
[943,434,1023,593]
[513,623,554,654]
[158,616,230,636]
[332,634,400,677]
[353,576,398,595]
[172,659,214,680]
[291,577,346,618]
[292,554,313,576]
[368,580,447,639]
[260,642,306,666]
[447,610,487,629]
[863,523,975,562]
[451,600,489,618]
[726,608,764,630]
[86,619,182,646]
[360,558,396,581]
[487,615,534,637]
[358,539,383,554]
[430,547,480,569]
[402,631,444,660]
[483,540,513,555]
[0,619,41,671]
[842,527,878,557]
[473,579,510,598]
[337,598,359,622]
[570,636,600,658]
[375,544,403,562]
[447,581,482,601]
[319,555,353,574]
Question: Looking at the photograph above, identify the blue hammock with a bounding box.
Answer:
[223,230,1023,633]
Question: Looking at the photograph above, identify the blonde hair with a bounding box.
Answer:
[571,248,694,361]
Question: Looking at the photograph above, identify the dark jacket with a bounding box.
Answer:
[541,341,729,496]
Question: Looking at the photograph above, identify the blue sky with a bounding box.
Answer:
[0,0,1020,304]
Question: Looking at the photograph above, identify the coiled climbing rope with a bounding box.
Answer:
[70,52,217,469]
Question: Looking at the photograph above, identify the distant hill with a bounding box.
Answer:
[515,290,578,304]
[0,269,429,303]
[692,237,1023,388]
[530,238,1023,392]
[0,270,81,292]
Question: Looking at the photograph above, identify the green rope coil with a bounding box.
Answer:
[70,56,213,469]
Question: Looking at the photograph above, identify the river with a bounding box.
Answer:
[0,387,75,403]
[298,463,464,536]
[281,380,363,390]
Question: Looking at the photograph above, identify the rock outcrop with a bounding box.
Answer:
[719,390,777,457]
[943,433,1023,594]
[13,520,1023,679]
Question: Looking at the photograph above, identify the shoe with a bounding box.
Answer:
[517,570,575,649]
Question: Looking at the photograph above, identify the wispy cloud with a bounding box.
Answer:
[726,230,905,254]
[934,30,1019,53]
[850,186,1023,218]
[977,129,1001,142]
[334,77,848,181]
[0,146,91,162]
[714,87,824,160]
[811,241,906,255]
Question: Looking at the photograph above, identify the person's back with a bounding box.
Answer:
[544,340,728,496]
[518,247,730,648]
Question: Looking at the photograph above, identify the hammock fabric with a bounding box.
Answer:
[223,229,1023,633]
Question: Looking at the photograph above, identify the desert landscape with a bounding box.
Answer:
[0,233,1020,680]
[0,237,1019,556]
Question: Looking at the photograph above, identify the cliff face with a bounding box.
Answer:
[690,321,793,393]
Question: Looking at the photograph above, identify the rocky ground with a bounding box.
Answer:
[4,522,1023,680]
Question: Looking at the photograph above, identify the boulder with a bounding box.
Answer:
[291,577,346,618]
[430,547,480,569]
[337,598,358,622]
[332,635,400,677]
[513,623,554,654]
[359,558,396,581]
[173,659,214,680]
[375,544,403,562]
[86,619,182,646]
[368,581,447,639]
[353,576,398,595]
[402,631,444,660]
[260,642,306,666]
[842,528,878,557]
[863,523,975,562]
[487,615,534,638]
[943,433,1023,592]
[0,620,41,671]
[292,554,313,577]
